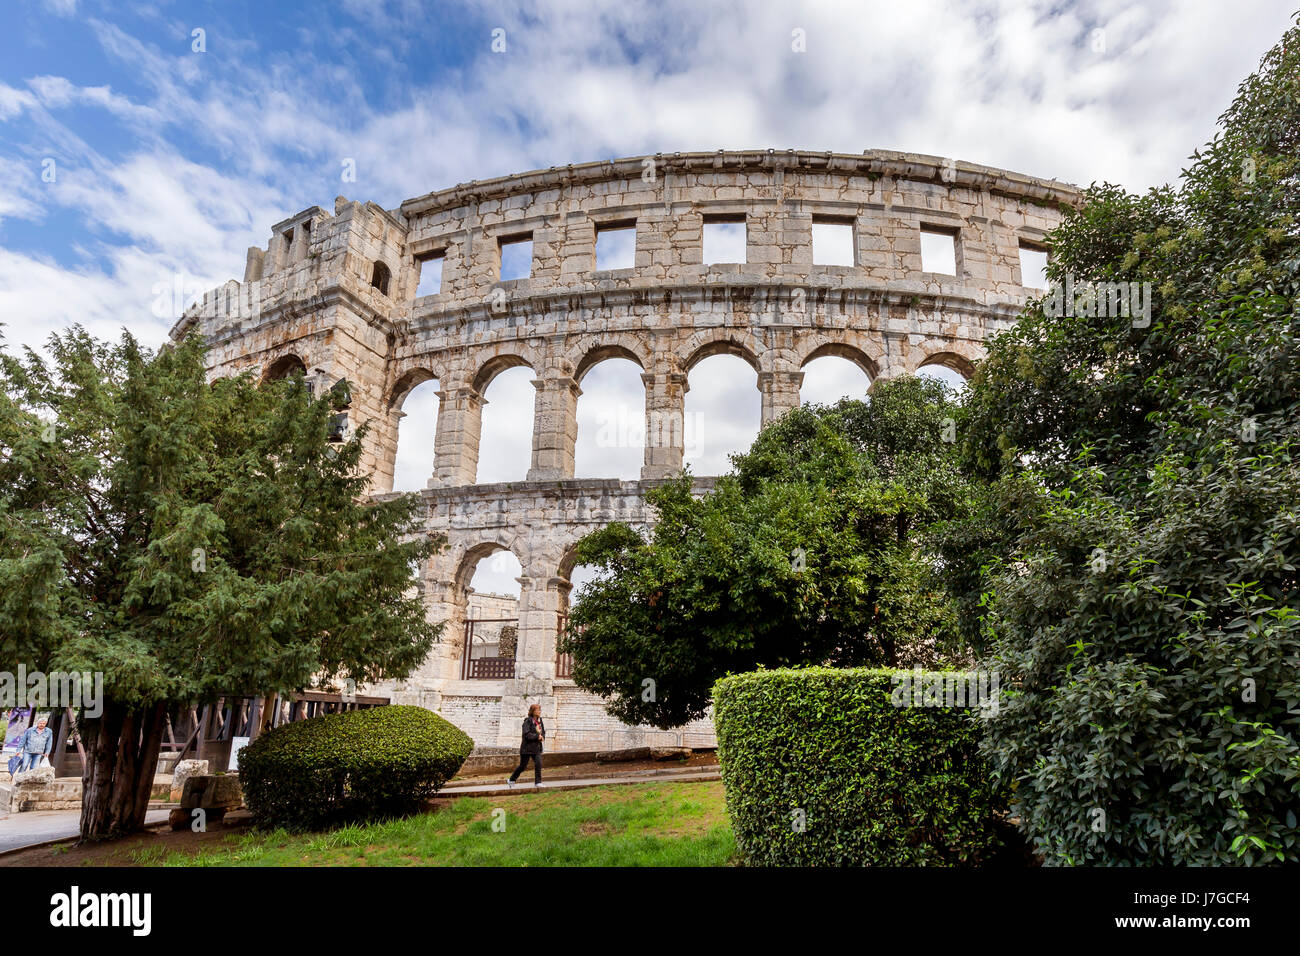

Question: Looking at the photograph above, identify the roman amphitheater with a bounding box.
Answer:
[171,149,1080,752]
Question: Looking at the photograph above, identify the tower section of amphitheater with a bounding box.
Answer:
[172,149,1079,751]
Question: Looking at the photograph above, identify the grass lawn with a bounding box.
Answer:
[126,780,737,867]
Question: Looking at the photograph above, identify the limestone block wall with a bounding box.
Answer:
[172,149,1080,752]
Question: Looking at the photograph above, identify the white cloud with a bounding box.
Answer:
[26,75,159,123]
[0,83,38,120]
[2,0,1294,480]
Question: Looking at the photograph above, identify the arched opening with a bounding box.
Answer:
[800,355,872,406]
[370,261,392,296]
[684,352,760,476]
[261,353,306,383]
[461,546,523,680]
[391,374,440,492]
[556,558,608,680]
[575,356,645,479]
[475,360,536,484]
[917,353,973,392]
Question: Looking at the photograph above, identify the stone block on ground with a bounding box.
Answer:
[180,773,243,811]
[650,747,693,761]
[13,766,55,786]
[1,769,81,812]
[595,747,651,762]
[170,759,210,801]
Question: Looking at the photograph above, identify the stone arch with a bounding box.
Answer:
[571,339,647,384]
[471,351,537,393]
[680,331,763,475]
[387,365,441,410]
[912,345,980,379]
[680,330,763,373]
[556,540,587,584]
[453,537,525,595]
[260,353,306,383]
[470,351,539,484]
[571,341,647,480]
[452,538,526,679]
[386,365,443,494]
[797,338,881,380]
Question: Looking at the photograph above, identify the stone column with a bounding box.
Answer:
[432,384,485,486]
[757,369,804,426]
[368,552,462,709]
[641,365,689,480]
[872,336,909,386]
[527,373,581,481]
[243,247,265,282]
[496,574,559,746]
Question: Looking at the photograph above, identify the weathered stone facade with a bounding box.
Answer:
[171,149,1079,751]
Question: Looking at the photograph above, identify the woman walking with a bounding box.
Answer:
[506,704,545,787]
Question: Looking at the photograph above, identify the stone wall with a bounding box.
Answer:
[172,149,1079,752]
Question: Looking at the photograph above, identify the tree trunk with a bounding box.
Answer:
[78,700,167,842]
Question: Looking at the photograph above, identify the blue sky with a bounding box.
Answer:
[2,0,1294,593]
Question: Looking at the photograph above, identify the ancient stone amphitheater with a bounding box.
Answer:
[173,149,1079,751]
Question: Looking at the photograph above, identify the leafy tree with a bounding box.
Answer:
[563,375,974,728]
[0,328,442,840]
[966,19,1300,863]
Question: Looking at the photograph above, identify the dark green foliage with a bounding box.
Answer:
[564,376,975,729]
[713,667,1008,866]
[0,327,443,839]
[966,20,1300,864]
[238,705,473,831]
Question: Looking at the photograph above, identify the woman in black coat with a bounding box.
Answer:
[507,703,545,786]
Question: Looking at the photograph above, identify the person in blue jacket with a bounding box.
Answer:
[12,715,52,774]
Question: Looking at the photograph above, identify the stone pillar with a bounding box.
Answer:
[757,369,804,426]
[641,366,689,480]
[496,574,559,746]
[527,373,581,481]
[432,384,485,486]
[414,563,467,688]
[512,575,561,681]
[288,228,307,266]
[244,247,265,282]
[872,336,909,386]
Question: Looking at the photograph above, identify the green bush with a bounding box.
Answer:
[713,667,1009,866]
[238,705,473,831]
[961,20,1300,865]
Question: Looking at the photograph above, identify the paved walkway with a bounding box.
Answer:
[436,769,720,798]
[0,809,170,854]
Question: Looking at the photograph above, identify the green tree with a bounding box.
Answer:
[563,375,974,728]
[0,328,442,841]
[965,19,1300,863]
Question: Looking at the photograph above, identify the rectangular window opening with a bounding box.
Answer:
[812,217,855,266]
[415,251,445,297]
[1018,241,1049,289]
[595,220,637,271]
[920,226,958,276]
[498,233,533,281]
[703,214,747,265]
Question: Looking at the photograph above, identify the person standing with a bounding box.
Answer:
[506,704,545,787]
[16,714,52,773]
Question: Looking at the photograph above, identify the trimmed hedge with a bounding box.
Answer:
[238,705,473,831]
[713,667,1009,866]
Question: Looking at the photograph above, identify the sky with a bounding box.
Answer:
[2,0,1294,594]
